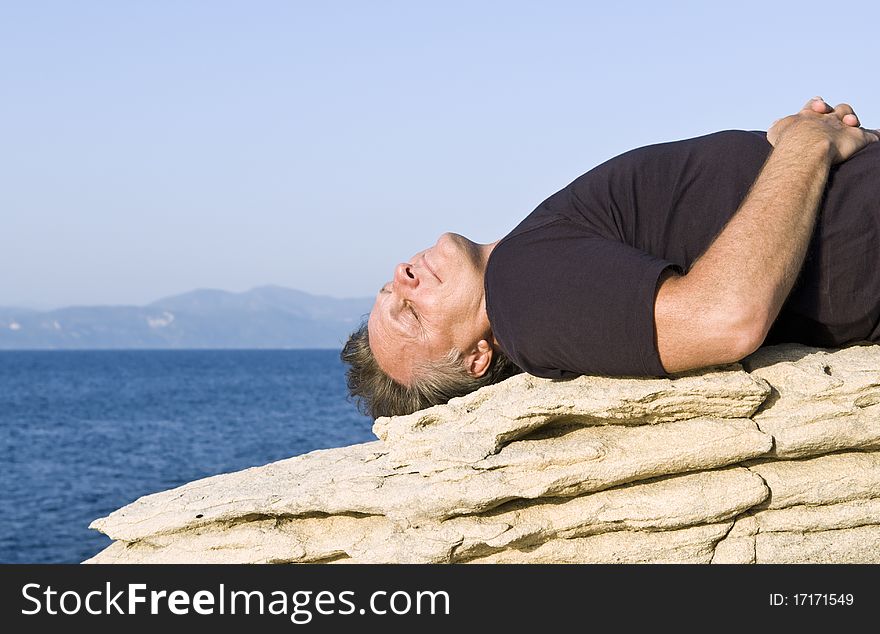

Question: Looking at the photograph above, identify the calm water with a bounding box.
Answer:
[0,350,374,563]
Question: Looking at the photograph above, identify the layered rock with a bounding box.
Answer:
[87,343,880,564]
[712,451,880,563]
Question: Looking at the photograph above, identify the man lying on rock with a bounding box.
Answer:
[342,97,880,418]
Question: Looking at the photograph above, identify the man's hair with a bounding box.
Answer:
[340,321,522,419]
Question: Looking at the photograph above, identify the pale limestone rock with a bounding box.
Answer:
[755,525,880,564]
[86,515,392,564]
[466,523,733,564]
[710,538,755,564]
[375,367,769,465]
[455,468,765,547]
[711,500,880,565]
[91,417,771,542]
[745,450,880,509]
[710,515,760,564]
[86,344,880,564]
[355,467,766,564]
[88,467,766,564]
[89,441,391,542]
[751,498,880,533]
[710,452,880,565]
[743,344,880,458]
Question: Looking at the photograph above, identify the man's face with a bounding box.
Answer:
[367,232,491,384]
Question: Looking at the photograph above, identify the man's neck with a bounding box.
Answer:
[478,240,500,269]
[478,240,501,348]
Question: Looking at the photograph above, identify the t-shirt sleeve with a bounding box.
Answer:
[484,219,682,378]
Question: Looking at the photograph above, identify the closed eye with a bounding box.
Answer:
[405,300,419,323]
[378,286,421,332]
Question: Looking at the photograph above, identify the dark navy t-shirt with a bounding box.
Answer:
[484,130,880,378]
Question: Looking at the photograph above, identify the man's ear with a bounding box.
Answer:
[465,339,494,378]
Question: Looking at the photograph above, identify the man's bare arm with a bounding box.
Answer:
[654,99,879,373]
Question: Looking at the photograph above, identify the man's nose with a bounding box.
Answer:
[393,263,419,289]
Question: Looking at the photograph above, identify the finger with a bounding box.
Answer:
[805,96,832,113]
[833,103,857,123]
[843,113,860,127]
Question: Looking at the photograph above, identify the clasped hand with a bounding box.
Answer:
[767,97,879,164]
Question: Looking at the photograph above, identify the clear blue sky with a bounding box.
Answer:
[1,1,876,308]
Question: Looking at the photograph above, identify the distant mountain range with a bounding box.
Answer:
[0,286,374,349]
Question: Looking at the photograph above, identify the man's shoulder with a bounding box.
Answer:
[560,129,770,201]
[609,129,768,165]
[566,128,771,207]
[495,129,772,255]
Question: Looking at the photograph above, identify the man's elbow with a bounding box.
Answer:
[654,275,771,372]
[721,303,770,363]
[725,321,766,362]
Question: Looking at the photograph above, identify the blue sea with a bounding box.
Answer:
[0,350,374,564]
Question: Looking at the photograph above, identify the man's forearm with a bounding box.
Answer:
[656,98,875,373]
[682,132,833,338]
